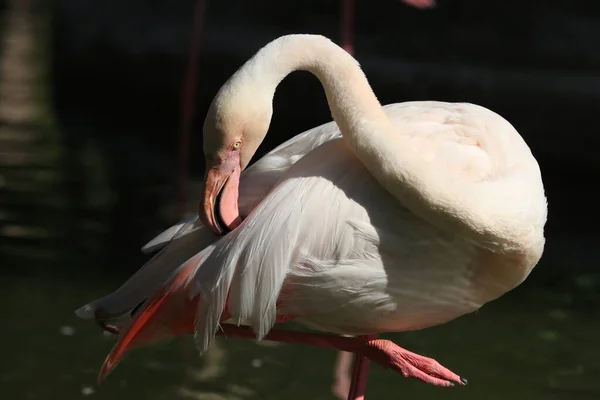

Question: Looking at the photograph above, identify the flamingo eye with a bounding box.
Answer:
[232,140,242,150]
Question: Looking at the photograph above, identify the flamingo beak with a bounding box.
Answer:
[200,153,241,236]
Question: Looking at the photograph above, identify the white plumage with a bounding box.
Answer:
[190,101,547,354]
[76,35,547,384]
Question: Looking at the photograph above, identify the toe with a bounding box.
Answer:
[403,364,456,387]
[410,354,463,385]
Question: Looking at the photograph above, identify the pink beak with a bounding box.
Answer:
[199,153,242,236]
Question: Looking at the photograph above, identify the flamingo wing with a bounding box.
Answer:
[140,122,345,254]
[89,103,496,377]
[190,104,484,354]
[75,122,343,327]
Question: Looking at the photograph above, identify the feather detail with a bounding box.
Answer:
[98,249,209,381]
[75,217,211,325]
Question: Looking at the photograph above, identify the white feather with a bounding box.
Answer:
[75,109,345,325]
[189,102,546,353]
[77,36,547,367]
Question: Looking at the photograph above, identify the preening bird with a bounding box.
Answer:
[76,34,547,387]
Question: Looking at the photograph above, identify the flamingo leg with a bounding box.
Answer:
[339,0,355,55]
[217,324,466,387]
[178,0,207,216]
[346,334,378,400]
[332,351,354,399]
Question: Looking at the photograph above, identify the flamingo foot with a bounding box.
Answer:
[365,340,466,387]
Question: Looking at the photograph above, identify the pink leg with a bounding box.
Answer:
[339,0,355,54]
[346,335,377,400]
[216,325,466,387]
[332,351,353,399]
[178,0,207,215]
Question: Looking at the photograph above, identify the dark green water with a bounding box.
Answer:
[2,270,600,400]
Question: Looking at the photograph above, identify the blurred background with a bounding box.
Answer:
[1,0,599,399]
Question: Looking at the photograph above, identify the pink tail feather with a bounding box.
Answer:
[98,262,199,382]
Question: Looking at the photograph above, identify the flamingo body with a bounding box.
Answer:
[75,36,547,387]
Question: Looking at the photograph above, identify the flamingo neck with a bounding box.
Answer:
[225,35,544,255]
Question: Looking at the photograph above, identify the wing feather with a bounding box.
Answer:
[190,128,482,343]
[80,102,501,354]
[77,118,344,327]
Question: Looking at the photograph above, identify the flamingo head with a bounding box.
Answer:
[199,81,273,235]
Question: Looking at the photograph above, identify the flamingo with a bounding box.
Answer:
[175,1,438,396]
[76,34,547,393]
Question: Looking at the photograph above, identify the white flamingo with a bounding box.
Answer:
[76,34,547,392]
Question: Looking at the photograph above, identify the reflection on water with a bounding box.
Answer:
[1,2,600,400]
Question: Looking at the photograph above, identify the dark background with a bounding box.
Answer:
[1,1,599,399]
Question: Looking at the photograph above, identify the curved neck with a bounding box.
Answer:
[230,35,542,254]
